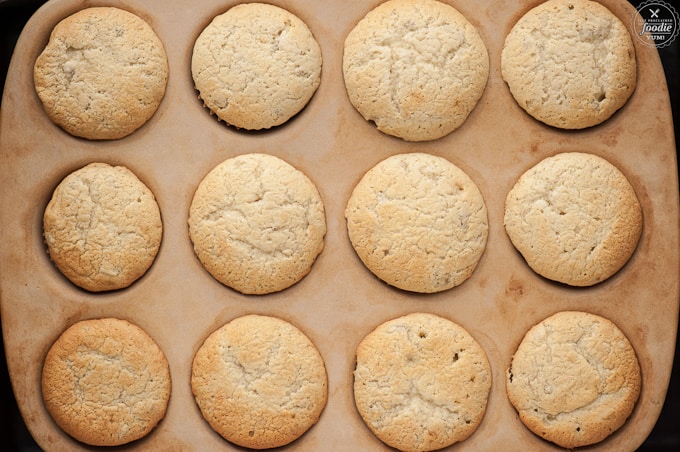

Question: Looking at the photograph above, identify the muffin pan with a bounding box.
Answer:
[1,0,678,450]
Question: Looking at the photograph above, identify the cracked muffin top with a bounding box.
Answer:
[501,0,636,129]
[43,162,162,292]
[506,311,641,448]
[188,153,326,294]
[353,312,491,451]
[343,0,489,141]
[191,314,327,448]
[504,152,642,286]
[191,3,322,130]
[345,152,488,293]
[42,318,171,446]
[34,7,168,139]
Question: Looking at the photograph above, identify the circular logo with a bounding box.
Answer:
[631,0,680,48]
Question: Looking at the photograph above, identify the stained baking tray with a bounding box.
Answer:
[1,0,678,450]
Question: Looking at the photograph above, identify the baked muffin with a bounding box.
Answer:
[507,311,641,448]
[343,0,488,141]
[354,313,491,451]
[504,152,642,286]
[192,3,322,130]
[501,0,636,129]
[43,162,162,291]
[191,315,328,448]
[34,7,168,139]
[42,318,171,446]
[188,153,326,294]
[346,152,488,292]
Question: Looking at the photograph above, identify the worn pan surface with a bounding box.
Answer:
[1,0,678,450]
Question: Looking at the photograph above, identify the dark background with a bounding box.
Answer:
[1,0,678,450]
